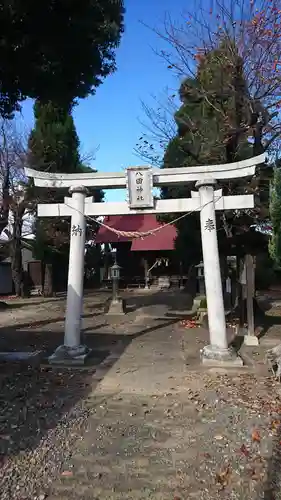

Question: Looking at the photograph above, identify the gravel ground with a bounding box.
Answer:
[0,291,281,499]
[64,374,280,500]
[0,365,98,499]
[0,370,281,500]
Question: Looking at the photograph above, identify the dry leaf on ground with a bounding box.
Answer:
[240,444,250,457]
[252,429,261,442]
[61,470,73,477]
[216,465,231,488]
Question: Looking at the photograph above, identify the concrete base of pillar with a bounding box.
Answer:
[243,335,259,346]
[200,344,244,367]
[48,344,92,366]
[106,298,126,316]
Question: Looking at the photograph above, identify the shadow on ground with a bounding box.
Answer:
[0,288,189,465]
[0,309,179,464]
[257,315,281,340]
[0,330,130,462]
[0,303,106,338]
[124,289,193,316]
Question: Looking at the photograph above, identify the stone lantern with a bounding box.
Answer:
[110,262,121,303]
[107,261,125,316]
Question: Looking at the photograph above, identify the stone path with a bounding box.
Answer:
[44,323,280,500]
[0,291,281,499]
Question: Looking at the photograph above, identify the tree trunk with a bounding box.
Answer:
[0,168,10,234]
[10,209,24,297]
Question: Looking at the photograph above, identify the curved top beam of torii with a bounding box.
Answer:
[24,153,266,189]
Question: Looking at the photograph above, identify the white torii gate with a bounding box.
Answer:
[25,153,265,366]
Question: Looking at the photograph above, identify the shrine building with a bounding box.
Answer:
[95,213,185,288]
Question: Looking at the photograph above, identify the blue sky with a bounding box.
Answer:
[19,0,188,201]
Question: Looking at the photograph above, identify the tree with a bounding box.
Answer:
[137,0,281,162]
[0,119,32,296]
[135,0,276,267]
[0,0,125,117]
[155,0,281,156]
[0,121,27,232]
[28,100,81,270]
[269,162,281,268]
[28,100,104,294]
[28,101,81,173]
[157,42,265,269]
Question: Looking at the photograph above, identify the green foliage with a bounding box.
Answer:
[0,0,125,117]
[28,101,81,173]
[269,164,281,267]
[160,38,270,266]
[28,100,104,261]
[172,40,250,166]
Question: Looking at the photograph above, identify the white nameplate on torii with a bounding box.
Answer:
[126,166,154,209]
[37,191,254,218]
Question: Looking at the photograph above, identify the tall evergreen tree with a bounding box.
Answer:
[161,39,268,268]
[269,163,281,268]
[28,101,80,173]
[28,100,103,294]
[168,39,250,169]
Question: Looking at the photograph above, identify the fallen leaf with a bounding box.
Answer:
[252,429,261,442]
[250,468,260,480]
[216,465,230,488]
[271,420,280,431]
[61,470,73,477]
[240,444,250,457]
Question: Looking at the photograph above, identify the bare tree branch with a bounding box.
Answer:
[136,0,281,165]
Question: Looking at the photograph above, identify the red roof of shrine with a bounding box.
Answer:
[95,214,177,251]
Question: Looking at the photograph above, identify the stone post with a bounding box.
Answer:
[49,186,91,365]
[196,179,242,366]
[144,259,149,290]
[244,254,259,345]
[112,275,119,302]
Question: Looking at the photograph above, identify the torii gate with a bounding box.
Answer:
[25,153,265,366]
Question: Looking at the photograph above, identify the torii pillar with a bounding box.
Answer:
[196,179,243,366]
[49,185,91,364]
